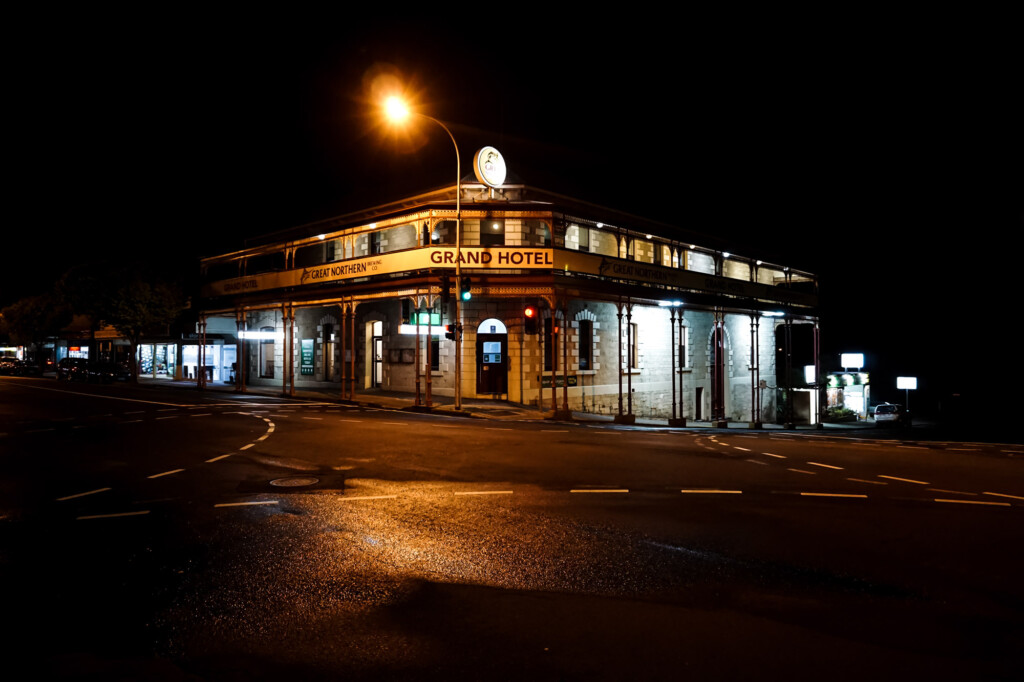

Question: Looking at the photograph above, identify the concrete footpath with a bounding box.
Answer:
[149,377,879,433]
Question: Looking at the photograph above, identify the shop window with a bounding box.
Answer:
[627,322,638,369]
[578,320,593,370]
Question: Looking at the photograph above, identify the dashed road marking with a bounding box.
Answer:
[928,488,977,496]
[734,446,751,452]
[681,489,742,494]
[807,462,844,470]
[454,490,514,496]
[879,475,929,485]
[935,498,1010,507]
[147,469,184,479]
[57,487,112,501]
[78,510,150,520]
[762,453,786,458]
[983,491,1024,501]
[190,413,211,417]
[847,478,887,485]
[206,454,232,463]
[800,492,867,498]
[239,444,254,450]
[788,468,817,475]
[570,488,629,494]
[337,495,398,502]
[215,500,279,508]
[746,459,768,465]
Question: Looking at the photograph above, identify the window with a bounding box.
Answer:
[480,219,504,247]
[544,318,562,372]
[678,325,688,369]
[627,322,638,369]
[578,320,593,370]
[431,338,440,372]
[259,326,275,378]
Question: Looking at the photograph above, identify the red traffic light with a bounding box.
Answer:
[524,305,537,318]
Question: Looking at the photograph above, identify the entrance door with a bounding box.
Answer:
[476,333,508,394]
[372,336,383,387]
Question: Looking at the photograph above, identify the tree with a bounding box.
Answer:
[0,294,72,363]
[107,270,187,382]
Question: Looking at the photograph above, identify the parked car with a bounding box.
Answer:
[56,357,89,381]
[12,360,43,376]
[874,403,907,426]
[89,362,131,382]
[0,357,21,375]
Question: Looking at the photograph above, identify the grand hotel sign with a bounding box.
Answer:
[204,246,814,307]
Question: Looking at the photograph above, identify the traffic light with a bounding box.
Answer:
[440,272,451,306]
[524,304,538,334]
[459,276,472,301]
[445,324,456,341]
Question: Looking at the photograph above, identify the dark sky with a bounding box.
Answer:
[6,12,1020,403]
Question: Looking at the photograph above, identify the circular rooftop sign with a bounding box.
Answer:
[473,146,506,188]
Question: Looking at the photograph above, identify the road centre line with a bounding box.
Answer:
[190,413,211,417]
[983,491,1024,501]
[156,416,178,420]
[788,468,817,475]
[762,453,786,458]
[77,510,151,520]
[947,448,981,452]
[935,498,1010,507]
[734,446,751,452]
[256,435,268,441]
[541,430,569,433]
[303,417,323,420]
[879,475,929,485]
[125,410,144,414]
[215,500,279,508]
[898,445,928,450]
[206,454,232,462]
[122,419,142,424]
[57,487,112,501]
[486,427,514,431]
[454,490,514,496]
[337,419,362,423]
[807,462,844,470]
[239,444,254,450]
[847,478,887,485]
[570,489,629,493]
[928,488,977,496]
[681,489,742,494]
[746,459,768,465]
[382,421,406,425]
[800,492,868,498]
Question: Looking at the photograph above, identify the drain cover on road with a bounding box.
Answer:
[269,477,320,488]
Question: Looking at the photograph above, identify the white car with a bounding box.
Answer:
[874,403,906,426]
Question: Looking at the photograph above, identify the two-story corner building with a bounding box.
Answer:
[197,179,822,425]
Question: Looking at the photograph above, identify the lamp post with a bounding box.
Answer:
[385,97,463,410]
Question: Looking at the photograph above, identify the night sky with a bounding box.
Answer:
[6,12,1019,410]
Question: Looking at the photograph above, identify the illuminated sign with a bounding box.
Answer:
[473,146,506,188]
[896,376,917,390]
[841,353,864,368]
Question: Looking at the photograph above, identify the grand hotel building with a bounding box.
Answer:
[197,172,821,425]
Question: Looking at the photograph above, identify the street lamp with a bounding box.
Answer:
[384,96,463,409]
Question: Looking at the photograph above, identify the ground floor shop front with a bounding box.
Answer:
[205,295,820,425]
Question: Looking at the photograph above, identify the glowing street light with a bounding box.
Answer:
[383,95,464,410]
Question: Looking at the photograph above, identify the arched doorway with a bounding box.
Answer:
[476,318,508,395]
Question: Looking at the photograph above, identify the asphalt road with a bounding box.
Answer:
[2,376,1022,680]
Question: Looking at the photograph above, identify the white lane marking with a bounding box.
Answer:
[898,445,928,450]
[734,446,751,452]
[927,488,977,496]
[57,487,111,501]
[239,444,254,450]
[381,421,406,425]
[570,489,629,493]
[788,468,817,475]
[302,417,323,420]
[156,416,178,421]
[807,462,844,470]
[337,495,398,502]
[78,510,150,520]
[762,452,786,458]
[935,498,1010,507]
[158,408,177,412]
[879,475,929,485]
[486,427,514,431]
[147,469,185,479]
[190,413,211,417]
[215,500,279,508]
[8,382,186,407]
[206,454,232,463]
[122,419,143,424]
[947,448,981,452]
[983,491,1024,501]
[681,489,742,494]
[799,492,867,498]
[337,419,362,423]
[542,430,569,433]
[847,478,887,485]
[256,435,268,441]
[746,459,768,465]
[454,490,514,496]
